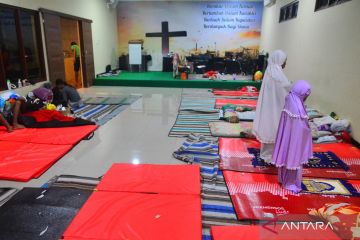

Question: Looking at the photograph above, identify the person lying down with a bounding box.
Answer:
[0,92,26,132]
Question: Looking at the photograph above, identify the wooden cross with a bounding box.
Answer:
[146,21,187,56]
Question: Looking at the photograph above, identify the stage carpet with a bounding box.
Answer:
[95,71,262,89]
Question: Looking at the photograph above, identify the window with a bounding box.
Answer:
[315,0,351,11]
[0,4,45,90]
[279,1,299,23]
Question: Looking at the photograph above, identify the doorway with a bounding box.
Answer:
[41,8,95,88]
[60,18,83,89]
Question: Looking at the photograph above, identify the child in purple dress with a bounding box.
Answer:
[272,80,313,193]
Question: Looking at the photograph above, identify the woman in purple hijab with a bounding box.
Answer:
[32,87,53,102]
[272,80,313,193]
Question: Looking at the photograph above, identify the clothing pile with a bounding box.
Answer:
[308,109,351,144]
[0,89,94,128]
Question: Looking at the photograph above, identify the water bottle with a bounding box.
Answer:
[6,79,11,90]
[18,79,22,88]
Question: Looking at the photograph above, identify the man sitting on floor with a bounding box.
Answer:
[55,79,83,109]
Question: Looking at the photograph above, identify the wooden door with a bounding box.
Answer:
[79,21,95,87]
[42,12,65,84]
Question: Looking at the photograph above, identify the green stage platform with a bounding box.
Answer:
[95,72,262,89]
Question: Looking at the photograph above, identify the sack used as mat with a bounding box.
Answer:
[0,187,92,239]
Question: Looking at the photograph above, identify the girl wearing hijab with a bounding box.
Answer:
[253,50,291,162]
[272,80,313,193]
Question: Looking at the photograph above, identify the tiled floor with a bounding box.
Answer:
[0,86,189,189]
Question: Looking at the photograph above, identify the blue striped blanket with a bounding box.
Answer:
[173,134,248,239]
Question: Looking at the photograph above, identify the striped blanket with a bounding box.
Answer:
[169,111,219,137]
[179,97,218,112]
[173,134,248,240]
[74,95,141,126]
[73,104,128,126]
[83,95,140,105]
[83,96,126,105]
[169,95,219,137]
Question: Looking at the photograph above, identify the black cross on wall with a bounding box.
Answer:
[145,21,187,56]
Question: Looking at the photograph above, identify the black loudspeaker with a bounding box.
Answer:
[163,57,173,72]
[257,55,265,72]
[105,65,111,73]
[119,55,128,70]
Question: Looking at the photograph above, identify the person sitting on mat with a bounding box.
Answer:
[45,82,67,107]
[0,92,26,132]
[55,79,83,109]
[272,80,313,193]
[252,50,292,163]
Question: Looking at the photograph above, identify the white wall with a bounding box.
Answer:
[260,0,360,141]
[0,0,118,76]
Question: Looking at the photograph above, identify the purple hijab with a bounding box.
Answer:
[272,80,313,169]
[32,87,53,102]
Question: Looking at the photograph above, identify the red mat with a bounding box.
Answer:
[0,141,72,181]
[0,125,97,145]
[218,138,256,169]
[224,171,360,221]
[211,225,340,240]
[213,90,259,97]
[215,99,257,109]
[220,141,360,180]
[96,163,200,195]
[313,143,360,161]
[219,138,260,156]
[63,191,202,240]
[0,125,97,181]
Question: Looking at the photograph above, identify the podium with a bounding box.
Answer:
[128,40,145,72]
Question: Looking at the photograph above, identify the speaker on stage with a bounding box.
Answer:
[163,57,173,72]
[257,55,265,72]
[119,55,128,70]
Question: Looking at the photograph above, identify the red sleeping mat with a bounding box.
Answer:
[97,163,200,195]
[213,90,259,97]
[0,141,72,181]
[211,225,340,240]
[223,171,360,221]
[215,98,257,109]
[0,125,97,181]
[63,191,202,240]
[0,125,97,145]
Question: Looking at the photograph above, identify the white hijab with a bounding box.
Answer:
[253,50,291,143]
